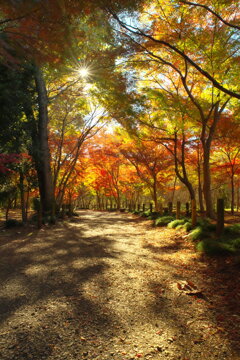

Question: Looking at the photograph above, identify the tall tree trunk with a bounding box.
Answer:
[173,132,196,201]
[19,170,27,224]
[231,173,235,215]
[202,144,214,218]
[197,163,204,213]
[171,176,177,204]
[237,179,240,212]
[153,176,158,211]
[34,65,55,217]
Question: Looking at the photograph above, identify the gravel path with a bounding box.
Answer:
[0,211,239,360]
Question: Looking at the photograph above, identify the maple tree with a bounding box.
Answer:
[213,115,240,214]
[0,0,239,223]
[121,138,173,211]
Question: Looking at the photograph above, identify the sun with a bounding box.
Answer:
[78,67,89,78]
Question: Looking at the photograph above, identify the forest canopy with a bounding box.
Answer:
[0,0,239,223]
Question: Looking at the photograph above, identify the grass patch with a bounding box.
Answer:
[196,239,236,256]
[141,210,151,218]
[225,223,240,235]
[193,220,240,256]
[183,221,192,231]
[167,218,188,229]
[155,215,175,227]
[188,226,205,241]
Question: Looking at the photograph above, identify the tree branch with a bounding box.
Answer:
[179,0,240,31]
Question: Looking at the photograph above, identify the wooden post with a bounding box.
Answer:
[176,201,181,219]
[186,202,190,216]
[191,199,197,227]
[150,203,153,213]
[138,204,140,211]
[168,201,173,215]
[217,198,224,237]
[143,203,145,212]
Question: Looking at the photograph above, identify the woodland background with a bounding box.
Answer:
[0,0,240,227]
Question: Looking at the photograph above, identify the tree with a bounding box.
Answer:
[110,0,240,98]
[121,138,173,210]
[213,115,240,214]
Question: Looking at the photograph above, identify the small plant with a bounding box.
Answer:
[141,209,151,218]
[225,224,240,235]
[188,226,205,241]
[196,239,236,256]
[148,211,161,220]
[197,217,216,231]
[155,215,175,227]
[168,219,187,229]
[183,221,192,231]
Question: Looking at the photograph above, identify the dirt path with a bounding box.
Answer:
[0,211,239,360]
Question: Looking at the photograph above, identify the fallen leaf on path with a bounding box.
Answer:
[187,280,197,289]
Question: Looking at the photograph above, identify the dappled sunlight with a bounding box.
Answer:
[24,264,50,276]
[0,211,239,359]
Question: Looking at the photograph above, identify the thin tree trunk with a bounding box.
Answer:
[197,163,204,213]
[231,173,235,215]
[5,199,11,221]
[34,65,55,217]
[237,179,240,212]
[171,176,177,204]
[19,170,27,224]
[202,145,214,218]
[153,176,158,211]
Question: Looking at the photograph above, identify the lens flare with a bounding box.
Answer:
[78,68,89,78]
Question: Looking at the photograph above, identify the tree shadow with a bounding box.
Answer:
[0,214,122,359]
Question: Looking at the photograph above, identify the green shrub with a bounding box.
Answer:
[183,221,192,232]
[148,211,161,220]
[5,219,23,228]
[155,216,174,227]
[225,224,240,235]
[197,217,216,231]
[141,210,151,218]
[230,237,240,249]
[168,219,187,229]
[196,239,236,256]
[188,226,205,241]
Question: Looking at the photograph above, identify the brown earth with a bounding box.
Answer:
[0,210,239,360]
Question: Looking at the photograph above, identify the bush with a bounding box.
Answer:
[5,219,23,228]
[188,226,205,241]
[155,216,175,227]
[141,209,151,218]
[230,237,240,249]
[168,219,187,229]
[197,217,216,231]
[225,224,240,235]
[148,211,161,220]
[196,239,236,256]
